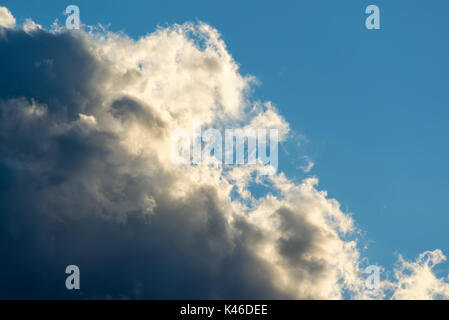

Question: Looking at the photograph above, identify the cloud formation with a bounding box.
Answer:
[0,7,448,299]
[0,7,15,29]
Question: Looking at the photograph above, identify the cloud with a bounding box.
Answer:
[23,18,43,33]
[0,7,15,29]
[298,156,314,173]
[0,6,448,299]
[389,250,449,299]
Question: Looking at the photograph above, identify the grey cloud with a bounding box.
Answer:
[0,27,292,299]
[110,96,166,133]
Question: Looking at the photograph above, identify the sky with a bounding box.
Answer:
[0,0,449,299]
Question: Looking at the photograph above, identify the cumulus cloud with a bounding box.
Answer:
[0,6,447,299]
[0,7,15,29]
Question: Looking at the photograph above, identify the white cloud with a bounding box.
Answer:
[298,156,314,173]
[389,250,449,299]
[23,18,42,33]
[0,6,15,29]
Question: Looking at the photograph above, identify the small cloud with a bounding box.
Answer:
[0,6,15,29]
[23,18,42,33]
[297,156,314,173]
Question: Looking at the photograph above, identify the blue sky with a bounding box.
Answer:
[3,0,449,277]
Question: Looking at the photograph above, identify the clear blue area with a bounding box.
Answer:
[4,0,449,272]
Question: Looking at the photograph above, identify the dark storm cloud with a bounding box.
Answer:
[0,26,294,299]
[0,28,105,122]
